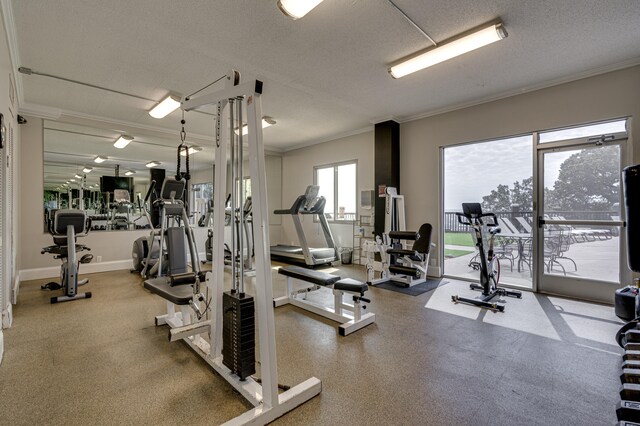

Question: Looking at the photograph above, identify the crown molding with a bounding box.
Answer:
[283,126,373,153]
[400,57,640,124]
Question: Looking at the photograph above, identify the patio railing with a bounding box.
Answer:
[444,210,617,233]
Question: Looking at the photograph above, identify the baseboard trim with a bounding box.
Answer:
[19,259,133,281]
[427,265,442,278]
[1,303,12,328]
[11,274,20,305]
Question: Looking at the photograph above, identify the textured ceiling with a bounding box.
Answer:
[10,0,640,156]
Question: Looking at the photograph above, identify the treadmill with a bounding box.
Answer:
[270,185,338,267]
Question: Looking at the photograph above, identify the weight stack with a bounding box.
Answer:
[222,291,256,381]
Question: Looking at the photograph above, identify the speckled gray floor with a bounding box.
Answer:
[0,263,625,425]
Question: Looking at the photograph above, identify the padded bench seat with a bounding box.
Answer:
[144,277,193,305]
[278,265,340,286]
[334,278,368,295]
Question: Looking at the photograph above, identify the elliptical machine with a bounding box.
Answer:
[451,203,522,312]
[41,209,94,304]
[131,180,163,277]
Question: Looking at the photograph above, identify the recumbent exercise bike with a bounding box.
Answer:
[41,209,94,304]
[451,203,521,312]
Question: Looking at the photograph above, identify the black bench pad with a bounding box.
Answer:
[334,278,368,294]
[278,265,340,286]
[144,277,193,305]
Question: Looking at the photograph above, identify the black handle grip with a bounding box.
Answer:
[144,180,157,204]
[359,297,371,303]
[456,212,472,225]
[480,213,498,226]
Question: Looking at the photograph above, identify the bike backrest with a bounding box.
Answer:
[52,209,87,236]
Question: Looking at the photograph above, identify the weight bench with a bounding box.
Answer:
[274,266,375,336]
[144,272,210,342]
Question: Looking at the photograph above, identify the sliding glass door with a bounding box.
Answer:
[535,121,629,301]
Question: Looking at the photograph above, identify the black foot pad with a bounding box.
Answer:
[41,282,62,291]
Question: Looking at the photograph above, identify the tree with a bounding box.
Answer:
[546,146,619,211]
[481,178,533,213]
[511,177,533,210]
[479,145,619,214]
[481,184,512,212]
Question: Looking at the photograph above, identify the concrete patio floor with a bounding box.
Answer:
[445,235,620,288]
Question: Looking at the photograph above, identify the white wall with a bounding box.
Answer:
[280,131,374,250]
[400,65,640,269]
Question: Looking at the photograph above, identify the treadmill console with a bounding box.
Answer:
[303,185,320,210]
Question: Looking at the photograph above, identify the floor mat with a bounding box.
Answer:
[372,278,447,296]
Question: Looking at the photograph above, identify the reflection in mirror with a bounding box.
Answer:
[43,119,214,233]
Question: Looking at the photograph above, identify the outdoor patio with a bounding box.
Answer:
[445,232,619,288]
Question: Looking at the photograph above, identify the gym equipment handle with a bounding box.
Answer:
[456,212,497,226]
[144,180,157,204]
[170,272,197,287]
[388,230,419,240]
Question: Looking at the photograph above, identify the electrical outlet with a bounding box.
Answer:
[97,256,102,263]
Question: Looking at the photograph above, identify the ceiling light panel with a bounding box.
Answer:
[113,135,134,149]
[389,22,507,79]
[278,0,324,19]
[149,95,181,119]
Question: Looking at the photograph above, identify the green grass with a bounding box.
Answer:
[444,232,474,247]
[444,248,474,259]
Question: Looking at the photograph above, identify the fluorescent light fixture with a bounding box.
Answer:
[179,146,203,156]
[70,179,76,182]
[388,22,508,79]
[149,95,181,119]
[65,181,70,184]
[74,174,82,179]
[113,134,134,149]
[82,167,93,173]
[94,156,107,163]
[278,0,323,19]
[236,117,276,136]
[124,170,136,176]
[146,161,161,168]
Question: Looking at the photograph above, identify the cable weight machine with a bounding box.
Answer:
[145,70,320,425]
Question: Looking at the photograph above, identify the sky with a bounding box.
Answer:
[443,120,626,211]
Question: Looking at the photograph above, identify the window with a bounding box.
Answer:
[314,161,357,222]
[539,119,627,143]
[191,182,213,216]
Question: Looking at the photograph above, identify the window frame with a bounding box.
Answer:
[313,159,358,224]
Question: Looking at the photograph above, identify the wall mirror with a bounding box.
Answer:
[43,119,215,233]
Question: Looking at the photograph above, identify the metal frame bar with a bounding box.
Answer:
[274,276,375,336]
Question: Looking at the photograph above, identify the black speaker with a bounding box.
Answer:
[624,165,640,272]
[149,168,166,228]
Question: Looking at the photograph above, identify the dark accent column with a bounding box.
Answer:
[149,168,166,228]
[374,120,400,237]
